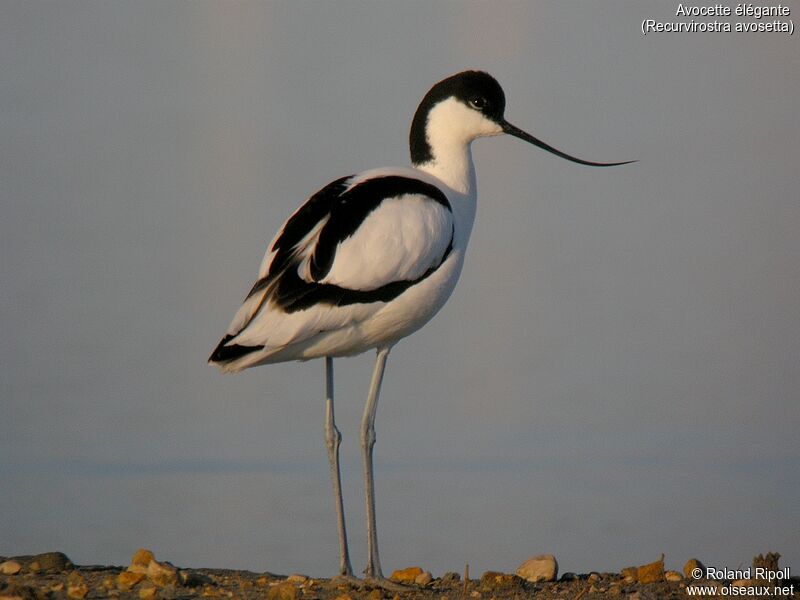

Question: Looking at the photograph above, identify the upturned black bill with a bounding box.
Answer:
[502,121,635,167]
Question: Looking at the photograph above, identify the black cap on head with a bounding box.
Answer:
[410,71,506,165]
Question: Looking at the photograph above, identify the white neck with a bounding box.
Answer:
[415,141,478,251]
[416,143,476,197]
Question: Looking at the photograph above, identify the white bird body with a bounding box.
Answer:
[209,70,631,583]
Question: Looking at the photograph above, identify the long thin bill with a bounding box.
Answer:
[502,121,635,167]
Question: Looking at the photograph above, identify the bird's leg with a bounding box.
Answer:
[324,356,354,578]
[360,346,409,590]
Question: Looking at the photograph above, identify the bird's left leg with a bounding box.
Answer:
[360,347,389,581]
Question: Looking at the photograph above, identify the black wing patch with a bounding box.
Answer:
[268,175,352,280]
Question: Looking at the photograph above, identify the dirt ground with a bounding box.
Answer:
[2,552,798,600]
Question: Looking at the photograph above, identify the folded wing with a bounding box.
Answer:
[209,169,454,369]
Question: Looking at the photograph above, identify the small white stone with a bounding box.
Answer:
[515,554,558,583]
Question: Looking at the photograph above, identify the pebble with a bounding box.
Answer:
[31,552,73,573]
[128,548,157,576]
[132,549,156,568]
[267,581,297,600]
[0,561,22,575]
[414,571,433,586]
[515,554,558,583]
[440,572,461,585]
[389,566,423,584]
[683,557,705,580]
[665,570,683,582]
[180,570,214,587]
[621,555,664,584]
[41,552,75,571]
[118,571,147,590]
[621,567,637,584]
[286,574,308,584]
[478,571,527,593]
[1,552,72,576]
[67,572,89,599]
[636,555,664,584]
[147,560,179,587]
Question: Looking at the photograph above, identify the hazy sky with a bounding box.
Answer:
[2,1,798,578]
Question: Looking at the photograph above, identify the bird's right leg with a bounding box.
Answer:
[324,356,354,578]
[358,347,410,592]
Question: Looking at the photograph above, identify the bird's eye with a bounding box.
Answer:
[469,96,487,110]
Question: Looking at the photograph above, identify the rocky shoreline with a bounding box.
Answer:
[2,550,797,600]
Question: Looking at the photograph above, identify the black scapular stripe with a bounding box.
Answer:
[271,174,453,312]
[250,174,451,300]
[275,227,453,313]
[308,175,451,281]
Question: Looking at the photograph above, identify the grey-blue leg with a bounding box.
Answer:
[360,347,391,581]
[324,356,353,577]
